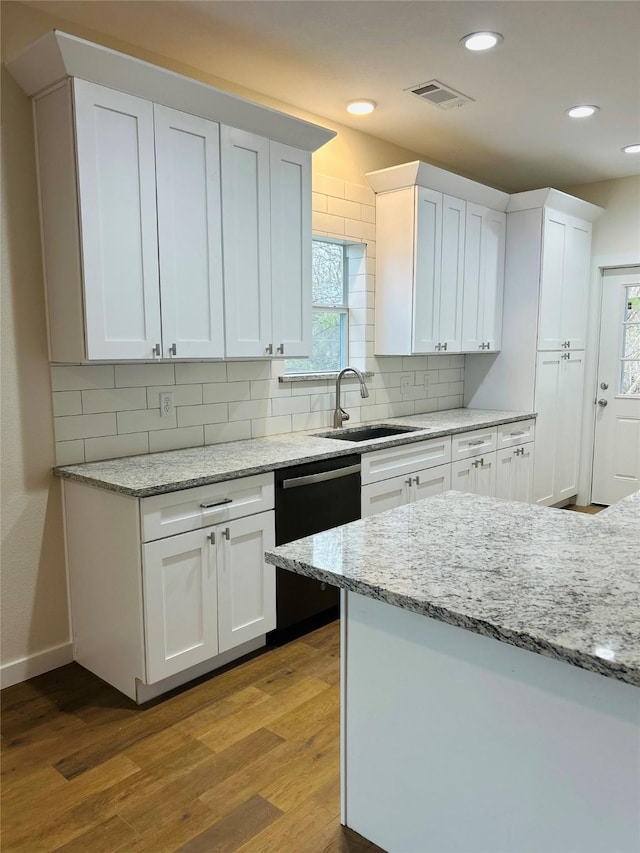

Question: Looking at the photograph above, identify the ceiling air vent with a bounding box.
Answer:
[406,79,474,110]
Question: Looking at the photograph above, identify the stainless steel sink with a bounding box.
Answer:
[313,424,425,442]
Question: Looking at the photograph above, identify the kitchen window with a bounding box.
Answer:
[285,239,348,374]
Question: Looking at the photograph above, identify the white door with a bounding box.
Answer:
[411,464,452,502]
[221,126,272,357]
[270,142,312,359]
[450,455,496,497]
[361,475,410,518]
[496,445,534,503]
[592,268,640,504]
[538,210,591,351]
[143,528,218,683]
[413,188,442,353]
[555,352,586,502]
[461,204,506,353]
[438,195,465,352]
[217,511,276,653]
[73,79,162,360]
[154,105,225,359]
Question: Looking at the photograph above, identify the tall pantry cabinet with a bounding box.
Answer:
[464,189,603,506]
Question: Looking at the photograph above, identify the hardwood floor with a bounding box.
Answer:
[1,621,384,853]
[563,504,605,514]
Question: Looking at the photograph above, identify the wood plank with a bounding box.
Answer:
[177,794,283,853]
[120,727,284,833]
[234,798,339,853]
[51,815,137,853]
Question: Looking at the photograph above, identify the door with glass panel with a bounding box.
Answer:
[591,267,640,504]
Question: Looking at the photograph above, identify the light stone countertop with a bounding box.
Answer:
[265,491,640,687]
[53,408,533,497]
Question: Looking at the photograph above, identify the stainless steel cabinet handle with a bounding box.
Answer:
[152,343,161,357]
[276,344,284,355]
[480,457,485,466]
[265,344,273,355]
[414,475,420,485]
[405,478,413,486]
[442,342,448,351]
[207,532,216,544]
[200,497,233,509]
[281,464,361,489]
[597,399,608,407]
[169,343,177,357]
[222,527,230,540]
[510,431,525,437]
[468,439,484,446]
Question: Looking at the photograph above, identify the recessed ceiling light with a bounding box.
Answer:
[460,32,503,51]
[566,105,599,118]
[622,143,640,154]
[346,99,377,115]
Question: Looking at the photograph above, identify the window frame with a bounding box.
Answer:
[285,237,349,374]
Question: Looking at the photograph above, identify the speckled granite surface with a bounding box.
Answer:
[265,491,640,687]
[53,409,532,497]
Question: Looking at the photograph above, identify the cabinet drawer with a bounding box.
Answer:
[497,419,535,449]
[451,428,497,461]
[361,436,452,485]
[141,473,274,542]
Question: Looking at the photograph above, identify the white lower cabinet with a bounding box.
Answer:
[495,444,535,503]
[143,510,275,682]
[361,463,451,518]
[63,473,275,703]
[451,453,497,497]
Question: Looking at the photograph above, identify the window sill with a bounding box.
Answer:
[279,370,375,384]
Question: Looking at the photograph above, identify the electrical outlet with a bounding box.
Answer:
[159,392,174,418]
[400,375,411,394]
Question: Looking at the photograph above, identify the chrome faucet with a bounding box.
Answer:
[333,367,369,428]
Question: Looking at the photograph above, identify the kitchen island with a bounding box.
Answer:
[265,491,640,853]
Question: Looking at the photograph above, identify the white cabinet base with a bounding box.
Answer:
[343,591,640,853]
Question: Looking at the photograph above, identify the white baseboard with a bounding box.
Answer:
[0,642,73,690]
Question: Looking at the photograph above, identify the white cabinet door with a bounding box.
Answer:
[451,454,496,496]
[362,475,410,518]
[496,445,534,503]
[73,79,161,360]
[555,353,586,501]
[538,211,592,351]
[143,527,218,683]
[154,105,224,359]
[438,194,465,352]
[462,203,505,354]
[221,127,272,357]
[533,351,585,506]
[411,464,451,502]
[413,188,442,353]
[217,511,276,653]
[270,142,312,359]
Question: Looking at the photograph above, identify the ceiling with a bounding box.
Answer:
[18,0,640,191]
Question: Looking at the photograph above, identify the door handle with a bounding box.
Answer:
[597,399,608,407]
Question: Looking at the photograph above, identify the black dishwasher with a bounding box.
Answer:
[271,453,361,642]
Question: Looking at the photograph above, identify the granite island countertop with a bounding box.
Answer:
[265,491,640,687]
[52,408,533,497]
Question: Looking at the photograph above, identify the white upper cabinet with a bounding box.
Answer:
[270,142,312,359]
[15,33,332,364]
[221,130,312,359]
[154,105,225,360]
[74,80,162,361]
[538,210,592,351]
[221,127,273,358]
[368,162,508,356]
[461,204,506,352]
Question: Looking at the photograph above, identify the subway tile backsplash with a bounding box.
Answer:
[51,176,464,465]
